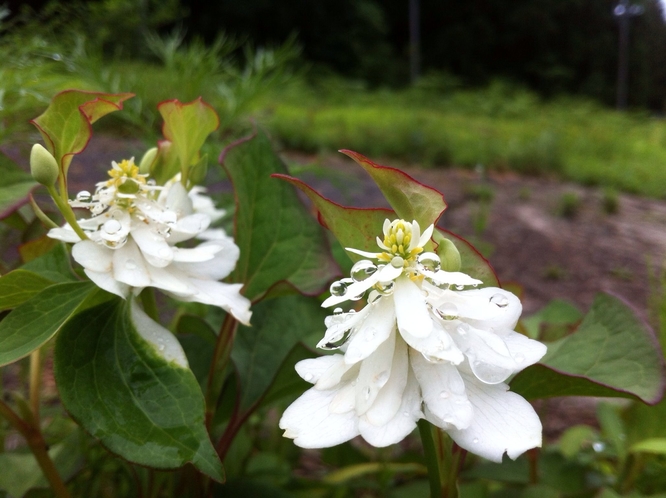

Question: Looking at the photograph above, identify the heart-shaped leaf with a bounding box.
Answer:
[0,281,94,366]
[511,293,665,404]
[220,130,339,301]
[31,90,133,173]
[54,298,224,481]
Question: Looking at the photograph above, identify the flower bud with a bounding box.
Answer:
[436,237,461,272]
[138,147,158,175]
[30,144,59,186]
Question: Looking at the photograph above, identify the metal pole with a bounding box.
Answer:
[409,0,421,83]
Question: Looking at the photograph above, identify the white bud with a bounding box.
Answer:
[30,144,59,186]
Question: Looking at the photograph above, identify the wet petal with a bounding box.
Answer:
[447,375,542,462]
[72,240,113,273]
[168,214,210,243]
[84,269,129,298]
[425,270,483,287]
[279,387,359,448]
[401,318,464,364]
[411,348,473,430]
[296,355,345,385]
[355,329,396,415]
[453,326,517,384]
[394,277,432,338]
[131,226,174,268]
[47,226,81,243]
[174,240,240,280]
[112,239,151,288]
[416,223,434,249]
[346,247,382,259]
[344,297,396,364]
[502,331,547,371]
[131,302,188,368]
[178,279,252,325]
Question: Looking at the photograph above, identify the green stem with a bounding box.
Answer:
[29,195,59,229]
[139,288,159,321]
[0,400,71,498]
[46,185,88,241]
[29,349,41,422]
[205,313,239,427]
[417,420,459,498]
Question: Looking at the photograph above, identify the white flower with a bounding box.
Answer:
[280,219,546,461]
[48,158,251,325]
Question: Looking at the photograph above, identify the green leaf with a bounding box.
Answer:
[232,294,327,413]
[340,150,447,228]
[54,298,224,481]
[176,314,217,387]
[511,293,665,404]
[20,242,77,282]
[0,431,82,498]
[31,90,133,172]
[625,397,666,445]
[630,438,666,455]
[0,281,94,366]
[436,229,499,287]
[220,131,339,301]
[0,270,54,311]
[158,98,219,181]
[0,152,37,219]
[522,299,582,340]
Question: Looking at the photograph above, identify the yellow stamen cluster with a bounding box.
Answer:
[106,159,146,189]
[377,220,423,264]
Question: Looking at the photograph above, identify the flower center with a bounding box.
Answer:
[106,159,146,192]
[377,219,423,265]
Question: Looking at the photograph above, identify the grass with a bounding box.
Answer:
[257,79,666,198]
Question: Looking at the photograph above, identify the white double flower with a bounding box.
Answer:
[280,219,546,462]
[48,159,251,325]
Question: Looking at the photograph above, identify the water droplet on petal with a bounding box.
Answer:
[440,391,450,399]
[125,259,137,270]
[376,280,394,296]
[390,256,405,268]
[330,281,348,297]
[304,373,314,382]
[490,293,509,308]
[473,438,479,444]
[351,260,378,282]
[455,284,465,291]
[102,219,122,234]
[403,411,410,417]
[514,353,525,363]
[456,323,469,335]
[437,303,459,320]
[417,252,441,272]
[76,190,91,202]
[333,307,344,315]
[158,344,165,352]
[158,248,172,259]
[376,371,390,385]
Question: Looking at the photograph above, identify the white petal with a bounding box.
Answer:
[83,269,129,298]
[131,302,188,368]
[112,239,151,288]
[318,308,369,350]
[447,375,542,462]
[394,277,433,338]
[355,329,396,415]
[410,220,421,250]
[165,181,193,216]
[329,382,357,414]
[179,279,252,325]
[425,270,483,287]
[344,297,396,364]
[145,264,197,296]
[279,387,359,448]
[72,240,113,273]
[346,247,382,259]
[296,355,344,384]
[453,326,516,384]
[197,228,229,241]
[502,331,547,371]
[131,226,174,268]
[411,349,473,430]
[401,318,464,364]
[168,214,211,243]
[47,226,81,243]
[174,240,240,280]
[321,273,381,308]
[171,244,220,263]
[364,334,410,426]
[315,357,357,390]
[417,223,434,249]
[359,368,421,447]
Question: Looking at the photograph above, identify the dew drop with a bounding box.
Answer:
[439,391,450,399]
[303,373,314,382]
[76,190,91,202]
[403,411,410,417]
[333,307,344,315]
[417,252,441,272]
[390,256,405,268]
[158,248,172,259]
[456,323,469,335]
[514,353,525,363]
[376,280,395,296]
[351,260,378,282]
[473,438,479,444]
[490,293,509,308]
[125,259,137,270]
[592,441,605,452]
[455,284,465,291]
[102,219,122,234]
[330,281,348,297]
[158,344,165,352]
[147,179,157,186]
[437,303,459,320]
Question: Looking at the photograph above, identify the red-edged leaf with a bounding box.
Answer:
[273,174,394,261]
[340,150,447,227]
[30,90,133,173]
[158,98,219,180]
[436,228,500,287]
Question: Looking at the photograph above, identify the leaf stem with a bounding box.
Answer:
[30,195,59,229]
[417,420,459,498]
[46,185,88,241]
[205,313,239,427]
[0,400,71,498]
[29,348,41,421]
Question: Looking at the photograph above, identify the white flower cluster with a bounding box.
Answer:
[280,219,546,462]
[48,159,251,325]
